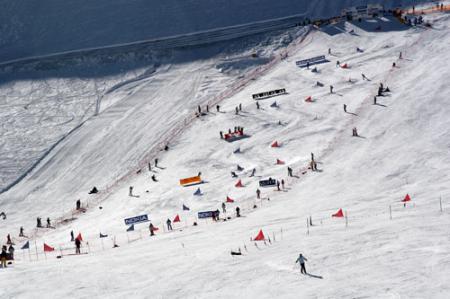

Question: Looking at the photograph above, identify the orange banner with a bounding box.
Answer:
[179,176,201,186]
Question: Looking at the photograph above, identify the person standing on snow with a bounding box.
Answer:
[287,167,293,177]
[75,238,81,255]
[236,207,241,217]
[343,104,347,113]
[46,217,51,228]
[129,186,133,197]
[0,246,7,268]
[149,223,155,236]
[222,202,226,213]
[8,244,15,260]
[166,219,173,231]
[6,234,11,244]
[256,189,261,199]
[295,253,308,274]
[19,227,24,237]
[70,230,74,242]
[281,179,285,189]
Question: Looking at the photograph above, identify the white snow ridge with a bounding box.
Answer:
[1,2,450,299]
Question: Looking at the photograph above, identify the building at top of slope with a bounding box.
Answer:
[0,0,427,63]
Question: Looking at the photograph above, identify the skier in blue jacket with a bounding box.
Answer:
[295,253,308,274]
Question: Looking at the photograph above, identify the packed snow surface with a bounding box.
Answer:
[1,9,450,299]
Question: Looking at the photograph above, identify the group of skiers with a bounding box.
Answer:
[36,217,52,228]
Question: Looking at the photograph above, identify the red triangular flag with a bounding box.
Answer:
[43,243,54,252]
[76,233,83,241]
[276,159,285,165]
[402,194,411,202]
[153,226,159,231]
[173,214,181,222]
[332,208,344,218]
[271,141,279,148]
[305,96,312,102]
[226,196,235,203]
[235,180,243,187]
[253,229,265,241]
[341,63,348,69]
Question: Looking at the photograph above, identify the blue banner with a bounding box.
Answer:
[124,214,149,225]
[198,211,215,219]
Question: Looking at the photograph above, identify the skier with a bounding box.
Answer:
[70,230,74,242]
[311,152,315,162]
[235,107,239,115]
[129,186,133,197]
[392,62,396,68]
[19,227,24,237]
[6,234,11,245]
[216,105,220,112]
[373,96,377,105]
[256,189,261,199]
[76,199,81,210]
[330,85,334,94]
[231,171,238,178]
[250,168,256,177]
[149,223,155,236]
[276,181,281,191]
[0,212,5,220]
[399,52,403,59]
[36,217,42,228]
[148,162,152,171]
[287,166,293,177]
[310,160,315,171]
[343,104,347,113]
[0,246,7,268]
[306,61,310,69]
[281,179,285,189]
[75,237,81,255]
[222,202,226,213]
[46,217,51,228]
[361,73,368,81]
[8,244,14,260]
[328,48,331,55]
[215,209,220,221]
[295,253,308,274]
[220,131,223,139]
[197,105,201,114]
[239,103,242,111]
[206,105,209,113]
[154,158,158,168]
[151,175,157,182]
[256,101,260,109]
[236,207,241,217]
[352,127,359,137]
[166,219,173,231]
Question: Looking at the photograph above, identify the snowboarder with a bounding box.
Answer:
[220,131,223,139]
[287,167,293,177]
[164,144,169,151]
[343,104,347,113]
[166,219,173,231]
[154,158,158,168]
[256,189,261,199]
[46,217,51,228]
[330,85,334,94]
[0,246,7,268]
[75,237,81,255]
[236,207,241,217]
[222,202,226,213]
[216,105,220,112]
[149,223,155,236]
[88,187,98,194]
[19,227,24,237]
[76,199,81,210]
[7,245,14,260]
[295,253,308,274]
[281,179,285,189]
[256,101,260,109]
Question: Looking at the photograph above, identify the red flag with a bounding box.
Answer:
[341,63,348,69]
[226,196,235,203]
[305,96,312,102]
[332,208,344,218]
[153,226,159,231]
[76,233,83,241]
[43,243,54,252]
[173,214,181,222]
[271,141,279,148]
[402,194,411,202]
[235,180,243,187]
[276,159,285,165]
[253,229,265,241]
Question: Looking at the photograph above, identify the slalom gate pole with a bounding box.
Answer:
[440,196,443,212]
[389,205,392,220]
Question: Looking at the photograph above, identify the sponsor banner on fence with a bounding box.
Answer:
[198,211,215,219]
[295,55,328,68]
[124,214,149,225]
[259,178,277,187]
[252,88,286,100]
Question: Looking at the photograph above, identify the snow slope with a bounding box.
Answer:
[0,0,427,63]
[1,10,450,299]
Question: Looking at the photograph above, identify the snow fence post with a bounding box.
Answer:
[389,205,392,220]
